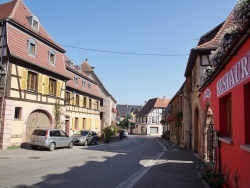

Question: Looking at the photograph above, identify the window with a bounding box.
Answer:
[244,83,250,144]
[49,78,56,95]
[76,95,79,106]
[74,77,78,86]
[48,50,56,64]
[88,82,91,90]
[75,117,79,129]
[219,94,232,137]
[14,107,22,119]
[82,79,86,88]
[89,99,92,109]
[27,72,37,90]
[31,15,40,31]
[28,39,37,56]
[83,97,87,107]
[65,92,70,104]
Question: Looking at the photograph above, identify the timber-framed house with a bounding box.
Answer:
[0,0,102,149]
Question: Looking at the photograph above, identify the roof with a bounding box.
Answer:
[1,0,70,79]
[184,8,236,77]
[116,104,143,117]
[136,98,169,117]
[81,60,117,103]
[0,0,64,51]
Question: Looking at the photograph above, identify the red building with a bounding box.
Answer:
[200,4,250,186]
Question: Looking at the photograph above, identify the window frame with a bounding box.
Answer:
[48,49,56,65]
[14,107,22,120]
[27,71,37,91]
[31,15,40,32]
[27,38,37,57]
[49,78,56,95]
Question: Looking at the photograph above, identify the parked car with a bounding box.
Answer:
[121,129,128,137]
[71,130,99,146]
[29,129,73,151]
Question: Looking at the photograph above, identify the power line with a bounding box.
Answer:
[60,44,189,57]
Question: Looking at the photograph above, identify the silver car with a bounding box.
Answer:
[30,129,74,151]
[71,130,99,146]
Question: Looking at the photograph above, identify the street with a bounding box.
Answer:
[0,135,205,188]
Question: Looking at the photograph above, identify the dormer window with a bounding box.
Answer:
[28,15,40,32]
[88,82,92,90]
[82,79,86,88]
[74,76,78,86]
[27,38,37,57]
[48,49,56,65]
[78,66,81,72]
[70,61,74,68]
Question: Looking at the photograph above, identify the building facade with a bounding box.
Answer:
[136,98,169,135]
[0,0,104,149]
[199,3,250,186]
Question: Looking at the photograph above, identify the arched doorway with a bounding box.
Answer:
[204,107,215,163]
[194,108,201,155]
[26,110,51,141]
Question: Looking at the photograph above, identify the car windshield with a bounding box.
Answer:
[73,131,89,136]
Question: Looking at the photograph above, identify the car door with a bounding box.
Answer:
[88,131,94,144]
[59,130,69,147]
[92,132,97,143]
[49,130,61,147]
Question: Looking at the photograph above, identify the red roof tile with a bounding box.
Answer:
[1,0,64,51]
[136,98,169,117]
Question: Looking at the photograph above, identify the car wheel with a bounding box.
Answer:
[95,139,98,145]
[48,142,55,151]
[68,141,73,149]
[30,145,37,150]
[83,140,88,146]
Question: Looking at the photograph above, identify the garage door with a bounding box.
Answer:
[150,127,158,134]
[26,110,51,141]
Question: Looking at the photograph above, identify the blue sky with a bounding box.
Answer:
[4,0,238,105]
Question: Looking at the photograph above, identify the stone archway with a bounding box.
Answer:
[26,110,51,141]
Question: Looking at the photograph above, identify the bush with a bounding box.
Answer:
[201,166,226,188]
[103,125,118,143]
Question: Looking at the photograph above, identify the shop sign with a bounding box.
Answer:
[203,88,211,101]
[217,54,250,97]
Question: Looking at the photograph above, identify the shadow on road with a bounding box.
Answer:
[13,136,205,188]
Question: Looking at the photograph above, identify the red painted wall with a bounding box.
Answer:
[200,37,250,187]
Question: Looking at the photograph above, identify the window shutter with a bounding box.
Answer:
[79,95,83,107]
[86,97,89,108]
[186,77,191,93]
[78,118,83,129]
[72,117,75,130]
[43,76,49,94]
[37,74,43,93]
[21,69,28,90]
[95,119,99,130]
[56,80,62,97]
[73,96,76,105]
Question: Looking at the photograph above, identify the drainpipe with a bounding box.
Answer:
[0,22,7,123]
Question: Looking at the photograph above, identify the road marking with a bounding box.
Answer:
[115,138,167,188]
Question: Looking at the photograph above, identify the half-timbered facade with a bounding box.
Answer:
[0,0,102,149]
[135,98,169,135]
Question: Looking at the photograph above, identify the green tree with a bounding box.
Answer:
[119,114,131,129]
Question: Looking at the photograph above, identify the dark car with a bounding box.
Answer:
[71,130,99,146]
[29,129,74,151]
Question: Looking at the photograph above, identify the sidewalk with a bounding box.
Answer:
[133,137,206,188]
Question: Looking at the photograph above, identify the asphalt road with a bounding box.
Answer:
[0,135,205,188]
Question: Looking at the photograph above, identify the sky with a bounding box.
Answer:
[2,0,238,105]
